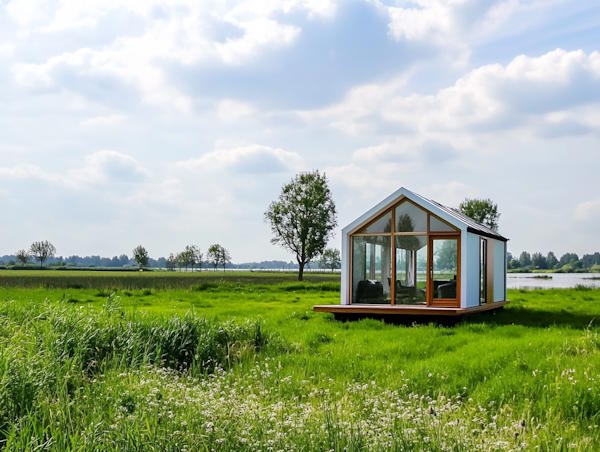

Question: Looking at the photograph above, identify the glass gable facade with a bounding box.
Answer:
[351,198,460,306]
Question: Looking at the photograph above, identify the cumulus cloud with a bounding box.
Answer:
[425,181,479,207]
[80,114,127,127]
[377,0,558,60]
[302,49,600,139]
[0,150,148,188]
[72,150,149,184]
[574,199,600,223]
[0,163,62,184]
[177,144,304,175]
[216,99,255,122]
[0,42,14,57]
[7,0,338,110]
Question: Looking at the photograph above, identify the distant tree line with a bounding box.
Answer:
[1,240,340,272]
[507,251,600,273]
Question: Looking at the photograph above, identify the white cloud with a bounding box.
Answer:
[7,0,339,110]
[296,75,411,134]
[379,0,555,51]
[177,144,304,175]
[0,150,148,188]
[215,18,300,65]
[574,199,600,223]
[216,99,255,122]
[80,114,127,127]
[0,163,62,184]
[425,181,478,207]
[72,150,149,184]
[385,0,454,42]
[0,42,14,57]
[302,49,600,139]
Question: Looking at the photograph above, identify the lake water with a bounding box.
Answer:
[507,273,600,289]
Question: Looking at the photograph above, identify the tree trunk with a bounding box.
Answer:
[298,262,304,281]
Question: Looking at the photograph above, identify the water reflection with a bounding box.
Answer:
[508,273,600,289]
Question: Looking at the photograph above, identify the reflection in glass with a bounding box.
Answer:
[352,236,391,304]
[429,215,457,232]
[432,239,458,299]
[394,235,427,305]
[358,210,392,234]
[395,201,427,232]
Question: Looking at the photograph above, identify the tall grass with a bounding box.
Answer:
[0,296,278,448]
[0,269,340,289]
[1,283,600,449]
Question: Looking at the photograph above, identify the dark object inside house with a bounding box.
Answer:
[356,279,384,303]
[436,276,457,299]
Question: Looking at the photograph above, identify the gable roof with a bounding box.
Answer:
[343,187,508,242]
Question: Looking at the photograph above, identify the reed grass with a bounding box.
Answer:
[0,277,599,450]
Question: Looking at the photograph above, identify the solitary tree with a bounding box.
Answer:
[15,249,29,266]
[207,244,222,271]
[132,245,149,269]
[219,246,231,272]
[30,240,56,269]
[265,171,337,281]
[320,248,341,272]
[459,198,500,232]
[166,253,177,271]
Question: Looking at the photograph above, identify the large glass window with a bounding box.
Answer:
[432,238,458,299]
[395,201,427,233]
[429,215,457,232]
[350,199,462,306]
[357,211,392,234]
[394,235,427,304]
[352,236,391,304]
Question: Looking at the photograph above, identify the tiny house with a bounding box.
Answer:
[314,187,508,317]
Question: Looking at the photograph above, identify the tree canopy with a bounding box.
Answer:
[319,248,341,272]
[132,245,149,269]
[30,241,56,268]
[207,244,230,272]
[459,198,500,232]
[15,249,29,265]
[265,171,337,281]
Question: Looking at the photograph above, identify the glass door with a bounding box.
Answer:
[429,237,459,306]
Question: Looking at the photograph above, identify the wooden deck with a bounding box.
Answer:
[313,300,508,317]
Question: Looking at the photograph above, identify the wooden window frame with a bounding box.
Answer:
[349,198,461,307]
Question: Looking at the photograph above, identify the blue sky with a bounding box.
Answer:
[1,0,600,261]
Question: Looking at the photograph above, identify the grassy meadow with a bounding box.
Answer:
[1,270,599,450]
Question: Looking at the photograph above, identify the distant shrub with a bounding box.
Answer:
[279,282,339,292]
[192,282,219,291]
[574,284,592,291]
[307,333,333,350]
[94,288,114,297]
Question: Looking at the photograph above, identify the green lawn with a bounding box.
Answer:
[0,273,599,450]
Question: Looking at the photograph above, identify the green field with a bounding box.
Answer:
[0,269,339,289]
[1,271,599,450]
